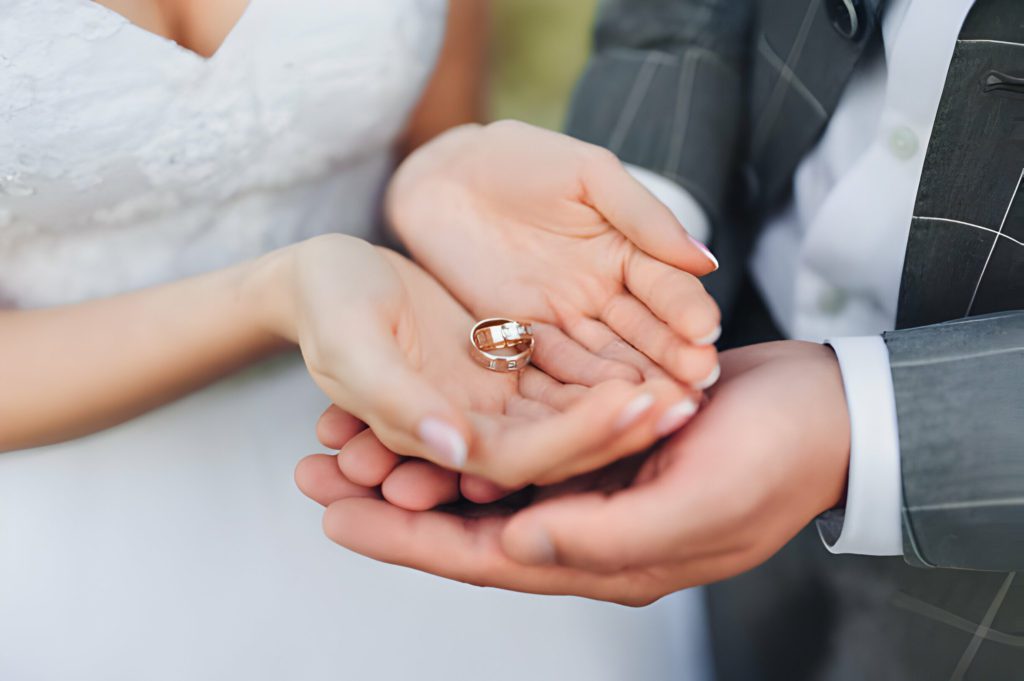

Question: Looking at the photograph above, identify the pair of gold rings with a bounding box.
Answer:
[469,318,534,372]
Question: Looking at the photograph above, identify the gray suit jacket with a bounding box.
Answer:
[567,1,1024,678]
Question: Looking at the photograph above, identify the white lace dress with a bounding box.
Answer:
[0,2,710,679]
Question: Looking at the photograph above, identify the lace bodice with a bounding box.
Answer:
[0,0,445,307]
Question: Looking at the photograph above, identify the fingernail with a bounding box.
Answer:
[694,364,721,391]
[694,324,722,346]
[689,235,719,270]
[655,399,699,436]
[519,527,556,565]
[417,417,468,470]
[615,393,656,432]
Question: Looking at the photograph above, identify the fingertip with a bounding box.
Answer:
[416,416,469,470]
[666,345,719,388]
[294,453,331,500]
[614,392,657,432]
[687,235,719,273]
[338,431,401,487]
[460,475,510,504]
[653,398,700,437]
[693,324,722,347]
[694,363,722,390]
[381,461,460,511]
[316,405,365,450]
[296,453,377,507]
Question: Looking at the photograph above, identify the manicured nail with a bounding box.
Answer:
[689,235,719,270]
[655,399,699,436]
[694,364,721,391]
[615,393,656,432]
[417,417,468,470]
[694,324,722,346]
[519,527,556,565]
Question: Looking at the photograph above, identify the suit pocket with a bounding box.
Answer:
[984,70,1024,98]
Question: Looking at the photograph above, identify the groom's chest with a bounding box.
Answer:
[747,0,1024,328]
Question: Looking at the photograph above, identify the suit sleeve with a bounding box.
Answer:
[564,0,753,314]
[883,311,1024,571]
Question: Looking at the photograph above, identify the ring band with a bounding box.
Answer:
[470,318,535,372]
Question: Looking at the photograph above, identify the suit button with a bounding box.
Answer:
[824,0,864,40]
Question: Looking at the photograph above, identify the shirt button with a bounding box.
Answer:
[817,287,849,315]
[888,126,919,160]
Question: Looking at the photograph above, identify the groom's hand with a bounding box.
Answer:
[296,341,852,604]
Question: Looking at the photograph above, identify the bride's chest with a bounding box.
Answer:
[0,0,445,209]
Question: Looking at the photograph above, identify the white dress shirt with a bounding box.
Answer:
[635,0,976,556]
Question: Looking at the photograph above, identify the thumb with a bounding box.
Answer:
[322,318,471,471]
[581,151,718,275]
[500,485,677,574]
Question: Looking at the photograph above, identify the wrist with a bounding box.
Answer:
[245,234,387,346]
[782,341,852,512]
[239,246,297,346]
[819,344,851,509]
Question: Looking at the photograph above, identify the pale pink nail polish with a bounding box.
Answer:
[694,364,722,391]
[614,393,656,432]
[694,325,722,346]
[689,235,719,270]
[655,399,699,436]
[417,417,468,469]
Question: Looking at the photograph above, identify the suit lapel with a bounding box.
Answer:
[896,0,1024,328]
[748,0,887,210]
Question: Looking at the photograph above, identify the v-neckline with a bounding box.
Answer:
[85,0,254,63]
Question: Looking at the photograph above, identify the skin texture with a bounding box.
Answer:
[96,0,489,151]
[283,239,700,487]
[0,123,719,476]
[388,121,722,388]
[96,0,251,58]
[0,229,698,492]
[296,341,852,605]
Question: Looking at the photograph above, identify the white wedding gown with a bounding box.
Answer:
[0,2,711,679]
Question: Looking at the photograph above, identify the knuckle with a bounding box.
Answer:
[654,333,684,364]
[600,293,628,322]
[580,144,621,173]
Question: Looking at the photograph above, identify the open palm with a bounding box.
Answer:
[297,342,851,605]
[388,121,721,388]
[350,248,697,489]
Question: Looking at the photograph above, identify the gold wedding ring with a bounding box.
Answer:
[470,318,535,372]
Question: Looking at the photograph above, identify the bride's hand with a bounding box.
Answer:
[264,235,697,487]
[388,120,721,389]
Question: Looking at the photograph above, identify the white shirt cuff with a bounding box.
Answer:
[623,164,711,244]
[820,336,903,555]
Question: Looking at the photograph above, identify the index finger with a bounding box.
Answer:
[580,149,718,275]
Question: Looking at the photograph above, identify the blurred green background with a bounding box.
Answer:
[489,0,599,130]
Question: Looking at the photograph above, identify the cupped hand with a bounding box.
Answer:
[276,235,700,488]
[295,341,852,605]
[388,120,722,388]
